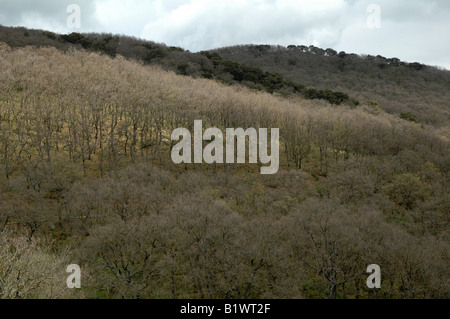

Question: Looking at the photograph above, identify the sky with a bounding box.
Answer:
[0,0,449,69]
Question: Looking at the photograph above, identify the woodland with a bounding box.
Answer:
[0,26,448,299]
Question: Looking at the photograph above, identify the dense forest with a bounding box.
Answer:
[2,25,449,128]
[214,44,450,128]
[0,25,360,106]
[0,27,449,299]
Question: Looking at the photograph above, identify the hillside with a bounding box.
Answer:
[0,25,363,106]
[0,42,449,299]
[1,26,448,131]
[213,45,450,127]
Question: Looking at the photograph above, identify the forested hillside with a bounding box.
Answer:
[0,43,448,299]
[214,45,450,128]
[0,25,359,106]
[0,25,449,299]
[2,25,449,127]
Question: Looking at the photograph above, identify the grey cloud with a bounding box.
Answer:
[337,0,450,68]
[0,0,99,32]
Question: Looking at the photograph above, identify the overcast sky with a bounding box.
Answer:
[0,0,449,69]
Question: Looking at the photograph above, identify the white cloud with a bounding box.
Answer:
[94,0,186,35]
[140,0,348,51]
